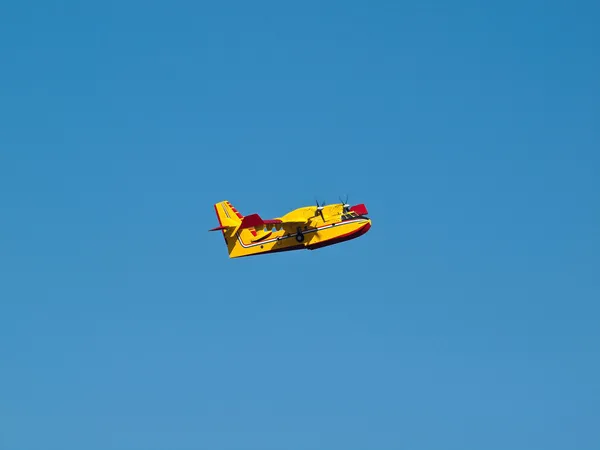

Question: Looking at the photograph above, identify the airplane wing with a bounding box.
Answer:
[209,210,311,233]
[239,214,308,230]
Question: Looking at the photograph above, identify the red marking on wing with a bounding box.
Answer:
[226,203,277,237]
[239,214,280,235]
[239,214,264,229]
[350,204,368,216]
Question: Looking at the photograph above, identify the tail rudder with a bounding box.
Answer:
[210,201,274,258]
[210,201,245,258]
[212,200,242,229]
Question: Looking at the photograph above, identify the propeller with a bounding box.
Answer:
[314,199,326,221]
[339,194,350,213]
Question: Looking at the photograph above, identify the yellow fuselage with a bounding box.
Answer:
[214,202,371,258]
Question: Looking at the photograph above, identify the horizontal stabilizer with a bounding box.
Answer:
[208,225,229,232]
[210,201,241,233]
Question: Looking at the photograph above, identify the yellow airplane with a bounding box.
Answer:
[209,197,371,258]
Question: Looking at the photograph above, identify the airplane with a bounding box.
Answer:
[209,197,371,258]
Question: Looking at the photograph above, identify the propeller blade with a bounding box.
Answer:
[339,195,349,208]
[339,194,350,212]
[313,198,324,219]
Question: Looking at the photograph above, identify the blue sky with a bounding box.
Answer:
[1,1,599,449]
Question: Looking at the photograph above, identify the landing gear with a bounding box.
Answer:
[295,228,305,243]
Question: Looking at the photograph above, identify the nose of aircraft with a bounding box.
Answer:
[359,219,372,236]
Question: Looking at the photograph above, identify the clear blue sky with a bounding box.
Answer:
[1,1,599,449]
